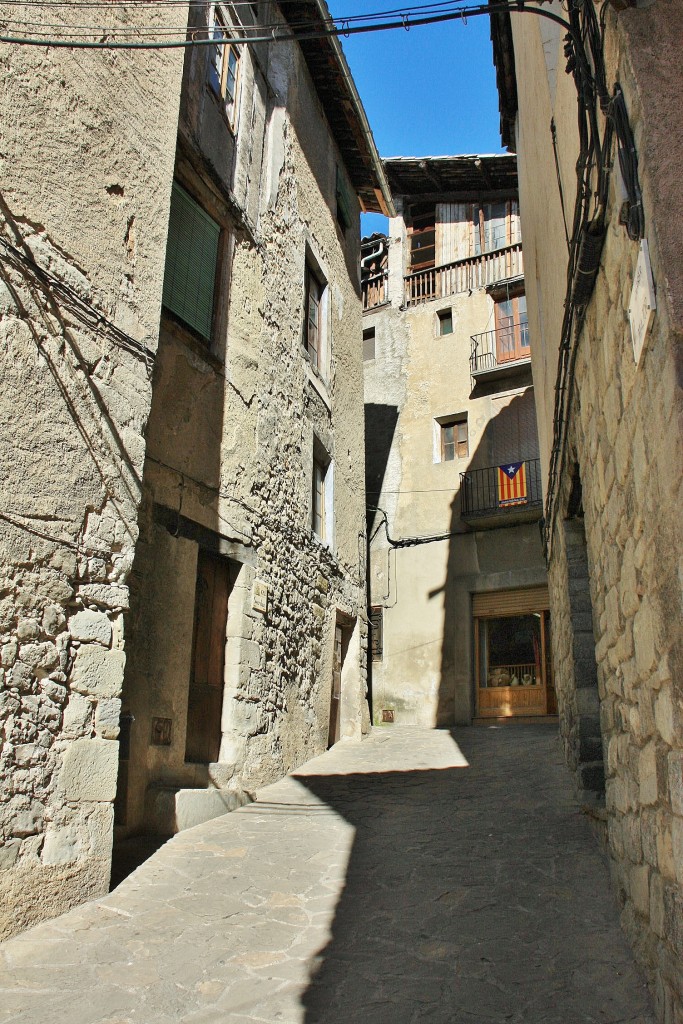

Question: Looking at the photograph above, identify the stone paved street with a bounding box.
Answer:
[0,726,655,1024]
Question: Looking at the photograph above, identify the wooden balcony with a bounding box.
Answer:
[470,322,531,384]
[362,270,389,312]
[404,242,523,307]
[460,458,542,527]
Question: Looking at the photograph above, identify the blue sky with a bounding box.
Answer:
[326,2,505,233]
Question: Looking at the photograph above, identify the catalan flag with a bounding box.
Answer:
[497,461,527,506]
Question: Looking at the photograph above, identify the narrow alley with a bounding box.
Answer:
[0,725,654,1024]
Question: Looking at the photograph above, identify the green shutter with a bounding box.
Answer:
[336,166,354,231]
[162,182,220,341]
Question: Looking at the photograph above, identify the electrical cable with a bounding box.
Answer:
[0,1,573,48]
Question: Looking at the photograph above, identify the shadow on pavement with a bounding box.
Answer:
[296,727,652,1024]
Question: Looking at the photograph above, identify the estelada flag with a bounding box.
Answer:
[497,462,527,506]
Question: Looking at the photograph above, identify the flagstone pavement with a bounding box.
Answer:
[0,724,655,1024]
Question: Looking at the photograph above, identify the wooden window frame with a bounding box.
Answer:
[440,416,468,462]
[494,292,529,363]
[408,205,436,272]
[208,5,241,132]
[312,456,326,541]
[304,259,328,378]
[437,308,453,336]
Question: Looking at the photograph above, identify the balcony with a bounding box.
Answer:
[404,242,523,307]
[362,269,389,312]
[460,458,542,527]
[470,322,531,384]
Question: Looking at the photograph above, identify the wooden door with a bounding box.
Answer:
[185,551,231,764]
[495,295,530,363]
[328,625,342,748]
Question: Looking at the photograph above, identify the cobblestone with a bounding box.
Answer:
[0,725,655,1023]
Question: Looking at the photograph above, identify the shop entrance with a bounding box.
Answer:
[474,586,555,718]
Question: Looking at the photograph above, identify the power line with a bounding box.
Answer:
[0,2,572,48]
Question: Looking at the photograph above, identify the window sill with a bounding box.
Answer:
[305,361,332,412]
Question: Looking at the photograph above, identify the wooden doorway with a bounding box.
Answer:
[185,550,234,764]
[494,294,529,363]
[474,587,555,719]
[328,615,354,748]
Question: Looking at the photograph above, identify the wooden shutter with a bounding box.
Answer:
[472,586,550,617]
[162,181,220,342]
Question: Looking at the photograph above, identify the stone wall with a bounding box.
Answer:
[0,8,188,936]
[510,3,683,1018]
[117,17,370,834]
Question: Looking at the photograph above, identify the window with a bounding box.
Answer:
[472,201,511,255]
[437,309,453,336]
[409,204,436,271]
[312,439,333,544]
[370,607,383,662]
[494,293,529,363]
[441,417,468,462]
[304,260,328,376]
[208,6,241,130]
[162,181,221,343]
[336,166,354,232]
[363,327,376,361]
[312,458,326,539]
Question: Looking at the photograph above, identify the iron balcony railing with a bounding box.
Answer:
[460,458,542,519]
[362,270,389,311]
[470,322,531,375]
[404,242,523,307]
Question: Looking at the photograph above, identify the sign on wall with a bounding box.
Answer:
[629,239,656,366]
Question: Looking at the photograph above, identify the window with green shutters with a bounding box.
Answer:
[162,181,221,343]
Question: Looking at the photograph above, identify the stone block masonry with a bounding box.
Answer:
[541,13,683,1018]
[0,5,189,938]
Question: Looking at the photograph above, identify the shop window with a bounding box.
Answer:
[208,5,241,131]
[363,327,376,361]
[440,416,468,462]
[437,308,453,336]
[162,181,222,344]
[473,587,555,719]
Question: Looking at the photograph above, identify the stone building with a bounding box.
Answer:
[490,2,683,1019]
[0,0,391,939]
[363,155,550,728]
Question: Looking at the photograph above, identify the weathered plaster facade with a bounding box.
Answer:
[364,157,548,727]
[0,1,389,937]
[492,2,683,1018]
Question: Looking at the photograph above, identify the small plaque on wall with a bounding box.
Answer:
[629,239,656,367]
[151,717,172,746]
[252,580,268,614]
